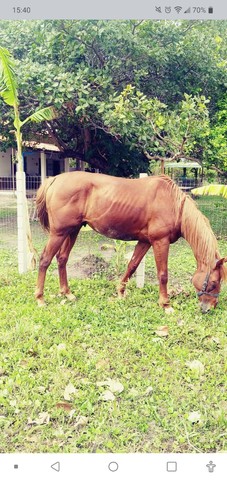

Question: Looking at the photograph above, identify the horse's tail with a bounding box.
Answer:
[36,177,55,232]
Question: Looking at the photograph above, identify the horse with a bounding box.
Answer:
[35,172,227,313]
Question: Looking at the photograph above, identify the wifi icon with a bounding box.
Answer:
[174,5,182,13]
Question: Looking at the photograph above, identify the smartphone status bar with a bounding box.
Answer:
[0,0,227,20]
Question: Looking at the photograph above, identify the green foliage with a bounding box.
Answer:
[0,46,18,106]
[20,106,58,126]
[0,20,226,175]
[102,86,210,164]
[0,45,57,169]
[208,94,227,172]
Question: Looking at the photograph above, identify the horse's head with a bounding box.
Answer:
[192,258,227,313]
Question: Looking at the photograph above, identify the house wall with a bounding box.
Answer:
[0,149,41,176]
[0,148,12,176]
[23,151,40,175]
[1,148,65,192]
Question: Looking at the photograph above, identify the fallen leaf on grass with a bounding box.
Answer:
[64,383,77,401]
[128,388,139,398]
[73,415,89,429]
[60,299,67,305]
[37,386,46,395]
[155,326,169,337]
[186,360,205,375]
[56,401,72,412]
[177,318,184,326]
[87,348,96,357]
[100,390,116,401]
[26,435,41,443]
[95,359,110,370]
[27,411,50,426]
[100,244,116,251]
[97,378,124,393]
[19,359,29,367]
[145,386,153,396]
[188,411,201,423]
[28,349,38,357]
[56,343,67,351]
[169,287,185,297]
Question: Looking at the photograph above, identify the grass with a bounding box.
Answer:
[0,235,226,454]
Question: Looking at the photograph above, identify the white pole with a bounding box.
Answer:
[40,150,47,184]
[136,173,148,288]
[64,157,70,172]
[16,170,28,273]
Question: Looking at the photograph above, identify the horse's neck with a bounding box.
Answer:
[181,197,217,270]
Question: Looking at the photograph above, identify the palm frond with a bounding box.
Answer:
[192,185,227,199]
[0,46,18,107]
[21,106,58,126]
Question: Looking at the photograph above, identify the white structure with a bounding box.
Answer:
[0,143,69,192]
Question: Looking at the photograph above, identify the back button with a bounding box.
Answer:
[51,462,60,472]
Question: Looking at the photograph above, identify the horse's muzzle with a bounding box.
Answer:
[200,302,211,314]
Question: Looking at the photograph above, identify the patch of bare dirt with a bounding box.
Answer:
[67,254,110,279]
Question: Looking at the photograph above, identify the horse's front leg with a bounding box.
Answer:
[152,238,173,314]
[117,241,151,297]
[56,229,80,301]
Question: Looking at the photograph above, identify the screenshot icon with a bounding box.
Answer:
[206,461,216,473]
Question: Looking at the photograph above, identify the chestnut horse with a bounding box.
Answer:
[35,172,227,313]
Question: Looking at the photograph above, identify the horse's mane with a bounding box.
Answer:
[159,175,227,281]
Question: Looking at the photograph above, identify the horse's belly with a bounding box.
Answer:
[88,222,139,241]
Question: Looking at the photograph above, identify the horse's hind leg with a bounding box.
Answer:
[118,241,150,297]
[56,228,81,300]
[152,238,173,313]
[35,233,67,306]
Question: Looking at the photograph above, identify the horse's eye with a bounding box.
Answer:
[208,281,217,292]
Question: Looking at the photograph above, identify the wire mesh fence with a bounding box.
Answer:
[194,196,227,239]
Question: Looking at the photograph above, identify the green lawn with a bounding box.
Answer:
[0,235,226,453]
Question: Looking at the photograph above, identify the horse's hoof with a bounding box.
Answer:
[37,299,46,307]
[65,293,76,301]
[117,290,126,299]
[164,306,174,314]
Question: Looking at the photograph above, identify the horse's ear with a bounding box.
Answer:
[215,257,227,269]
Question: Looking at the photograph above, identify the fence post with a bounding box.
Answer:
[40,151,46,184]
[136,173,148,288]
[16,170,28,273]
[64,158,70,172]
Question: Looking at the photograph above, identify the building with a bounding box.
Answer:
[165,159,203,191]
[0,141,71,194]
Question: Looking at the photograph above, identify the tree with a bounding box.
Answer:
[101,85,210,172]
[0,20,226,176]
[206,94,227,177]
[0,46,57,272]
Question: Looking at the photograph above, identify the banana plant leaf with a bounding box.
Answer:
[191,185,227,199]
